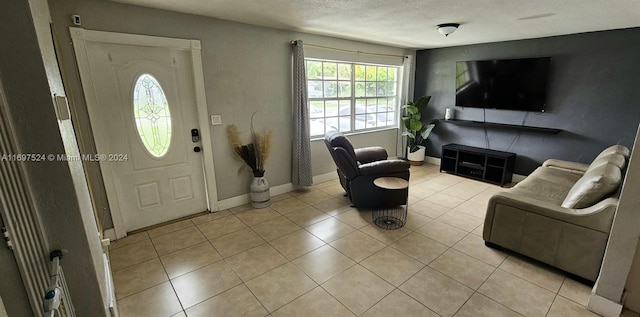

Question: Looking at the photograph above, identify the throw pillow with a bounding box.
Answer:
[562,162,622,209]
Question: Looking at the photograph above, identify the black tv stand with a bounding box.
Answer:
[440,144,515,186]
[441,119,561,134]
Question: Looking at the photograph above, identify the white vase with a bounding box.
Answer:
[407,145,426,165]
[250,176,271,208]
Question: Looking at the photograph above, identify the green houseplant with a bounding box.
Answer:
[402,95,436,164]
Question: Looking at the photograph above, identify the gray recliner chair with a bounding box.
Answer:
[323,130,410,208]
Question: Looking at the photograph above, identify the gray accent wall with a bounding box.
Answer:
[415,28,640,175]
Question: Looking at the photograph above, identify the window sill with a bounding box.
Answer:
[310,126,399,142]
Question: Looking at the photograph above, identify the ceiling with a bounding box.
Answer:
[111,0,640,49]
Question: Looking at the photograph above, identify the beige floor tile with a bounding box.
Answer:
[147,219,194,238]
[454,293,522,317]
[234,208,281,226]
[454,200,488,219]
[415,220,468,247]
[305,217,355,242]
[271,193,293,202]
[430,173,465,186]
[209,228,265,258]
[323,265,394,316]
[229,203,253,214]
[171,260,242,309]
[334,209,372,229]
[361,247,425,286]
[408,185,438,198]
[292,245,355,283]
[109,231,149,250]
[251,216,301,241]
[329,230,386,262]
[117,281,182,317]
[284,205,330,227]
[185,284,268,317]
[410,200,451,218]
[390,232,448,264]
[109,238,158,272]
[622,308,640,317]
[113,258,168,299]
[437,210,483,232]
[272,287,354,317]
[293,189,334,205]
[190,209,233,225]
[225,243,288,281]
[414,179,455,192]
[195,215,247,240]
[399,266,474,317]
[547,295,599,317]
[359,224,411,244]
[423,192,466,209]
[407,194,423,206]
[318,183,349,197]
[472,223,485,236]
[441,181,489,200]
[245,262,317,312]
[170,311,186,317]
[160,241,221,278]
[269,229,326,260]
[478,269,555,317]
[151,226,207,256]
[452,233,508,267]
[362,289,438,317]
[312,197,352,215]
[559,277,593,306]
[499,254,565,293]
[403,211,433,231]
[429,249,496,289]
[270,197,309,214]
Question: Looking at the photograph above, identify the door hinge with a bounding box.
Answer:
[2,227,12,250]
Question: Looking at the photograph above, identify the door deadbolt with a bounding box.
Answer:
[191,128,200,143]
[194,146,201,153]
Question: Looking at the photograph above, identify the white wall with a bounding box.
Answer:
[48,0,414,229]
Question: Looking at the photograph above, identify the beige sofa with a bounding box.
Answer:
[483,145,630,281]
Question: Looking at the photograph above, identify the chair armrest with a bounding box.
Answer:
[359,159,410,176]
[485,190,617,233]
[542,159,589,174]
[355,146,388,164]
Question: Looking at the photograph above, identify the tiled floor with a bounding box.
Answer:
[109,164,624,316]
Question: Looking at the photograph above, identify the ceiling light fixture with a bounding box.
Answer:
[437,23,460,37]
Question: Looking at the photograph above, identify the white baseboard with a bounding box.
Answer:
[424,156,441,165]
[217,171,338,211]
[103,228,116,242]
[588,292,623,317]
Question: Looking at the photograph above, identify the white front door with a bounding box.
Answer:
[72,29,216,233]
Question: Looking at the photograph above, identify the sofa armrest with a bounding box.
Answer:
[355,146,388,164]
[484,190,617,235]
[542,159,589,174]
[359,159,410,176]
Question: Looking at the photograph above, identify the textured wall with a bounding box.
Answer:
[415,28,640,175]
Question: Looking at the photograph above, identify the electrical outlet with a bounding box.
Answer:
[210,115,222,126]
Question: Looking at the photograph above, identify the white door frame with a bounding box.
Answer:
[70,28,218,239]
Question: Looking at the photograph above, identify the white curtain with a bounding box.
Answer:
[292,40,313,186]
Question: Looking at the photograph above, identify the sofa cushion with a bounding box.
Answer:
[594,145,630,160]
[586,153,626,173]
[562,162,622,209]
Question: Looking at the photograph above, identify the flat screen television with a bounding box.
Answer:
[455,57,551,112]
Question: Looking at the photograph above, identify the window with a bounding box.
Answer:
[133,74,172,158]
[306,59,399,137]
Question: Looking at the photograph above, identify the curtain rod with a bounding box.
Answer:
[290,40,407,59]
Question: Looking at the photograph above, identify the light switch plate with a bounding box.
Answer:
[210,114,222,126]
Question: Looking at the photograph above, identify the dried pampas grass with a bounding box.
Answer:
[226,112,272,177]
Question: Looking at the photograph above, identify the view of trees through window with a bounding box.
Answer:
[306,59,399,137]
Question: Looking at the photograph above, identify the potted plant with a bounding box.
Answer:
[226,112,273,208]
[402,96,436,165]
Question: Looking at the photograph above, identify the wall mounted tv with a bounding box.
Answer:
[455,57,551,112]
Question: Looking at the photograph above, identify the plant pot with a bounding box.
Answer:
[407,145,426,166]
[250,176,271,208]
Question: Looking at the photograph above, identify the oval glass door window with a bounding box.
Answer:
[133,74,172,158]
